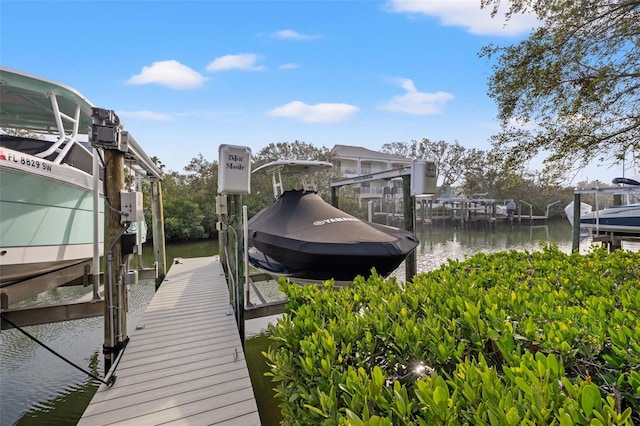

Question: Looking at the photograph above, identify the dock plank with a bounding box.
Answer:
[78,257,260,425]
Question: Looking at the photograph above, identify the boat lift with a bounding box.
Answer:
[330,160,437,282]
[0,69,166,375]
[570,183,640,252]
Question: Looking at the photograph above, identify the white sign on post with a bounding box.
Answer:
[218,144,251,194]
[410,159,437,195]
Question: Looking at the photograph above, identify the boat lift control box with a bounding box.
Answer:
[120,190,143,224]
[411,160,437,196]
[218,144,251,194]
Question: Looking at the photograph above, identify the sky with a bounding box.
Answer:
[1,0,632,183]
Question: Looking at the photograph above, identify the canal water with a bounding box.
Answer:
[1,220,586,425]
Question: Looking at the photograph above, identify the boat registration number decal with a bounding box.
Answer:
[0,152,53,172]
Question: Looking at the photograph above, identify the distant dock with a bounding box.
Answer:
[78,256,260,425]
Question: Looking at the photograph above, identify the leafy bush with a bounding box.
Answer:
[163,199,207,241]
[264,245,640,425]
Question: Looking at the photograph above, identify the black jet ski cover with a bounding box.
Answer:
[248,190,419,281]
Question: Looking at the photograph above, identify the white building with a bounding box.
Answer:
[330,144,412,200]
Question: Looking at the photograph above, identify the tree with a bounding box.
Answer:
[150,156,166,171]
[460,148,502,196]
[253,140,332,165]
[382,139,474,193]
[183,153,218,236]
[163,198,207,241]
[250,141,334,213]
[378,141,414,159]
[480,0,640,175]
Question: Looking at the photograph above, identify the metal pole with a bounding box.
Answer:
[243,205,250,308]
[92,148,101,301]
[232,194,246,346]
[402,175,416,282]
[136,175,144,268]
[150,179,167,289]
[572,193,581,252]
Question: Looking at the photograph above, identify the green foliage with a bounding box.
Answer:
[480,0,640,174]
[333,196,366,220]
[380,140,571,214]
[163,198,207,240]
[182,153,219,236]
[243,140,338,219]
[155,143,336,240]
[155,140,585,234]
[382,139,471,194]
[254,141,332,165]
[152,155,218,241]
[265,245,640,424]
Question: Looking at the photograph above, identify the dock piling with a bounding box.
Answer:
[150,178,167,289]
[102,147,128,373]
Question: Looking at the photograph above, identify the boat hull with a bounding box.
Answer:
[579,204,640,235]
[0,148,104,283]
[248,190,419,281]
[564,201,593,226]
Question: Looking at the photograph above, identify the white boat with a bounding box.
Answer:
[564,201,593,226]
[566,177,640,236]
[0,67,105,284]
[579,202,640,235]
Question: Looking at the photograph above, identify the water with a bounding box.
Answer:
[395,220,578,279]
[1,222,587,425]
[0,239,219,426]
[1,280,157,425]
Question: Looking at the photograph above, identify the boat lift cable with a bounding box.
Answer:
[0,313,118,387]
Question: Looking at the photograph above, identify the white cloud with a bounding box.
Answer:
[126,60,207,89]
[206,53,265,72]
[380,78,454,115]
[117,110,173,121]
[385,0,539,36]
[279,63,300,70]
[272,29,322,40]
[267,101,359,123]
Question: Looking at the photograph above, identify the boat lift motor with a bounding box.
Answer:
[90,108,126,152]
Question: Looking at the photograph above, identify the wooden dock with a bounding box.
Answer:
[78,256,261,425]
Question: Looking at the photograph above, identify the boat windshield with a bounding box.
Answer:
[0,134,95,175]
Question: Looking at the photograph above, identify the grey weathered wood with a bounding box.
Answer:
[78,257,260,425]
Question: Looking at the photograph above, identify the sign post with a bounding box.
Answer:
[217,145,251,345]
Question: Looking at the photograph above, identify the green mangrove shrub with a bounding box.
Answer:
[264,245,640,425]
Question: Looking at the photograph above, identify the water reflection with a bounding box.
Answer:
[1,239,220,426]
[390,220,581,281]
[1,279,156,426]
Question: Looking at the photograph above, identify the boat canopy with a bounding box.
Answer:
[613,177,640,186]
[0,67,93,135]
[0,67,163,180]
[253,159,333,199]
